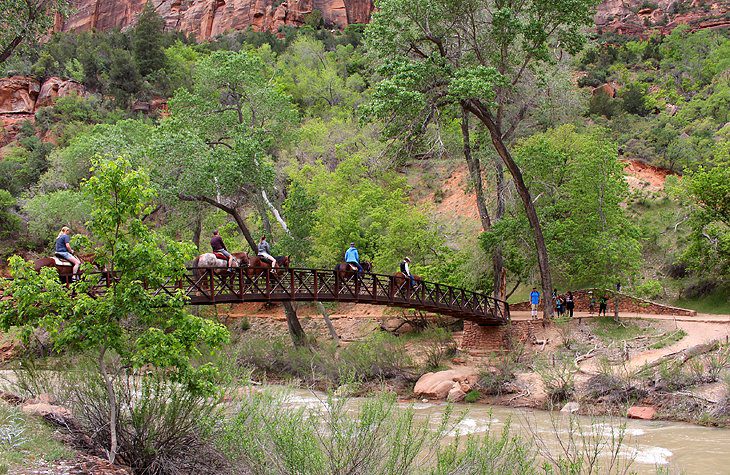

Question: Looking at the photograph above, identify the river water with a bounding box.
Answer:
[284,389,730,474]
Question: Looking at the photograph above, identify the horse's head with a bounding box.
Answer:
[231,252,249,267]
[362,261,373,273]
[276,255,291,268]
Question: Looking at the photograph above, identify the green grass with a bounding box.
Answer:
[0,403,74,471]
[590,317,653,343]
[649,329,687,349]
[673,287,730,315]
[464,389,480,403]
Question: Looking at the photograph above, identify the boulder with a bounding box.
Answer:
[561,402,580,413]
[36,77,86,108]
[0,76,40,114]
[446,385,466,403]
[627,406,656,420]
[21,402,72,420]
[414,368,479,400]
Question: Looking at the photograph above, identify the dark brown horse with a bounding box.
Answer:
[246,255,290,278]
[392,271,422,297]
[334,261,372,282]
[34,254,95,284]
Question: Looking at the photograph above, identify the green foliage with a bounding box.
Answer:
[284,155,445,270]
[0,191,20,240]
[132,2,167,77]
[633,279,664,299]
[22,190,89,247]
[591,317,651,343]
[483,125,642,288]
[1,158,229,394]
[0,0,68,65]
[649,329,687,349]
[463,389,480,403]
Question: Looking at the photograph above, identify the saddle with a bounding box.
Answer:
[348,263,359,271]
[213,252,228,261]
[53,255,73,266]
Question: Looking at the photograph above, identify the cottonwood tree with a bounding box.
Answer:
[151,50,308,344]
[0,158,229,464]
[364,0,600,317]
[0,0,67,64]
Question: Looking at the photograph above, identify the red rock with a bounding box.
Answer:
[57,0,374,38]
[0,76,40,114]
[414,368,478,400]
[627,406,656,420]
[592,82,618,98]
[36,77,86,108]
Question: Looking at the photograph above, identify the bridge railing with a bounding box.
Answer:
[5,267,510,324]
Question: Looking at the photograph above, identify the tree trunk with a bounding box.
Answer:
[192,213,202,251]
[461,108,505,301]
[98,346,118,464]
[317,301,340,343]
[283,302,307,346]
[255,198,272,237]
[178,194,257,250]
[466,101,554,320]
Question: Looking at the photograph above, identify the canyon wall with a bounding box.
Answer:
[56,0,374,39]
[53,0,727,38]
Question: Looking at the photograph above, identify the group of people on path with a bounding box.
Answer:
[528,288,610,319]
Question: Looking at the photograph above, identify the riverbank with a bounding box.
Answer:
[218,302,730,427]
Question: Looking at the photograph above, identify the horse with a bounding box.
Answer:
[245,255,290,278]
[192,251,249,291]
[34,253,96,284]
[391,271,422,297]
[334,261,372,282]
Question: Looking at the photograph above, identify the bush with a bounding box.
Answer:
[634,279,664,300]
[56,364,229,475]
[464,389,480,403]
[235,333,414,388]
[478,355,518,396]
[536,354,576,406]
[420,327,457,371]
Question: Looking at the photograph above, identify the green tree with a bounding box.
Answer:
[482,125,642,288]
[132,1,167,77]
[364,0,600,317]
[0,158,229,464]
[0,0,67,64]
[0,190,21,239]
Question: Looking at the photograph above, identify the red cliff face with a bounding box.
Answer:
[56,0,374,39]
[595,0,729,36]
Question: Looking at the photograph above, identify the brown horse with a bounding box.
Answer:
[334,261,372,282]
[34,254,96,284]
[245,255,290,278]
[392,271,422,297]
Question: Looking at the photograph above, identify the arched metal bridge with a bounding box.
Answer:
[5,267,510,325]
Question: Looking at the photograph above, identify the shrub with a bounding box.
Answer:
[478,355,518,396]
[56,364,229,475]
[536,354,576,406]
[634,279,664,300]
[420,327,457,371]
[464,389,480,403]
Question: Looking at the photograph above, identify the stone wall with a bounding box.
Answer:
[511,289,696,316]
[459,320,539,354]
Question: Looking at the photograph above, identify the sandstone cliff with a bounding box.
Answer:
[53,0,727,38]
[56,0,374,39]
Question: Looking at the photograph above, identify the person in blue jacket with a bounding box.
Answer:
[344,242,363,274]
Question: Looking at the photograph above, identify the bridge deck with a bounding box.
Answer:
[155,268,509,325]
[5,267,510,325]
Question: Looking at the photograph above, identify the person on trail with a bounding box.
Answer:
[599,294,608,316]
[258,236,277,268]
[530,287,540,319]
[588,291,597,315]
[556,295,565,316]
[55,226,81,278]
[552,288,558,313]
[400,257,416,288]
[565,291,575,318]
[210,230,235,268]
[344,242,363,274]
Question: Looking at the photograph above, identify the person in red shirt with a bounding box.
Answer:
[210,230,235,268]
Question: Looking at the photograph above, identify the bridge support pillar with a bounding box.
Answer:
[459,320,536,355]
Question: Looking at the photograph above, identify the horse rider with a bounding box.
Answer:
[344,242,363,274]
[400,257,416,288]
[258,235,277,268]
[210,229,235,269]
[55,226,81,278]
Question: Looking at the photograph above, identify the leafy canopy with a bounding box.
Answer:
[0,158,229,395]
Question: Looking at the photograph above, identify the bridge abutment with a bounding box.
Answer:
[459,320,538,355]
